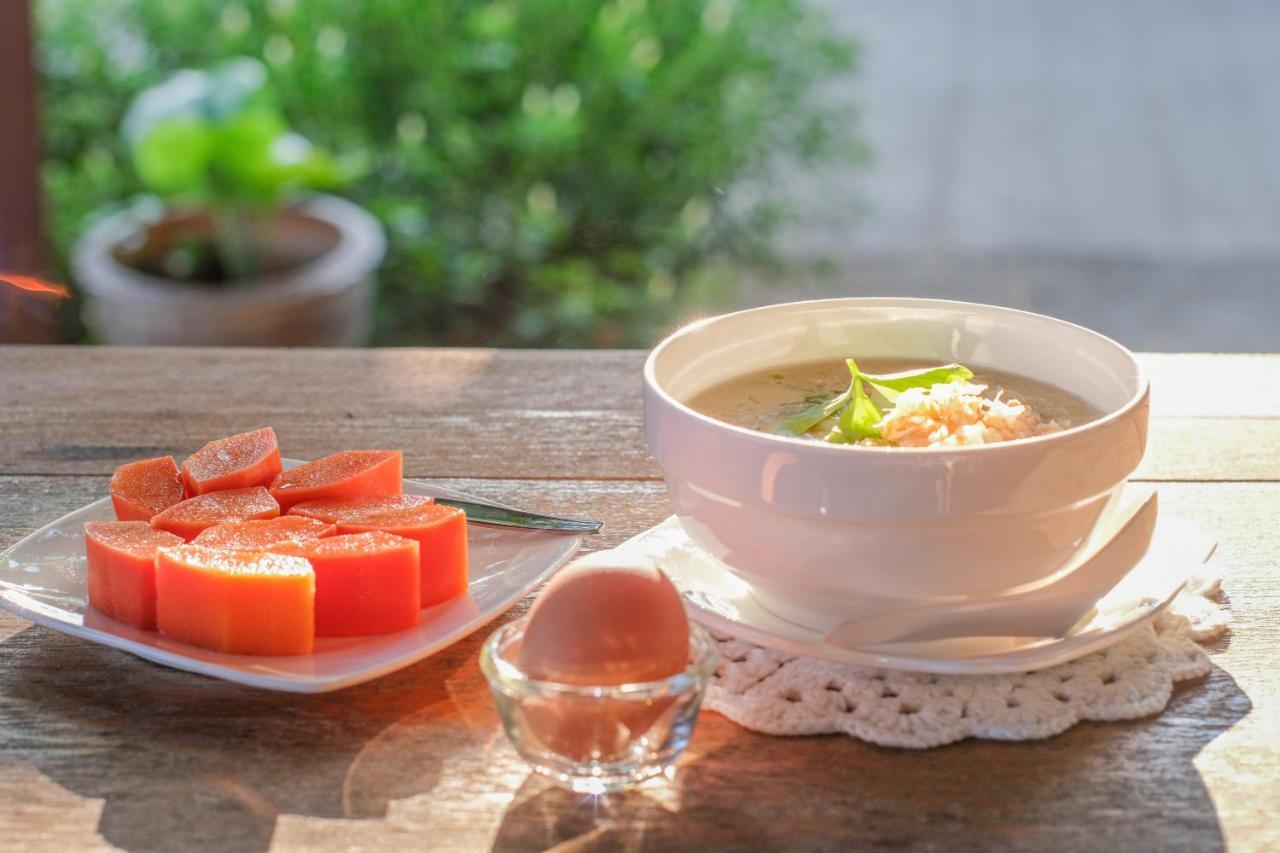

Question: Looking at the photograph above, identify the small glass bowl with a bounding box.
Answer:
[479,618,719,794]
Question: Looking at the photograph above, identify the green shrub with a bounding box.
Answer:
[38,0,861,346]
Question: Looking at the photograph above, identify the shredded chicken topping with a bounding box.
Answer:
[873,382,1063,447]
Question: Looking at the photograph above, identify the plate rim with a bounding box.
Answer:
[0,480,583,693]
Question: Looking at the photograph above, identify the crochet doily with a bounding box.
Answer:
[702,573,1228,748]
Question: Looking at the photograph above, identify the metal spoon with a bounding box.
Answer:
[434,497,603,534]
[824,489,1159,650]
[280,457,602,534]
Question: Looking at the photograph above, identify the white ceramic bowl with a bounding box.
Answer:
[643,298,1149,629]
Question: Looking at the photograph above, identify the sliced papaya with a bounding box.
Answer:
[155,544,314,656]
[270,531,421,636]
[151,487,280,541]
[290,495,468,607]
[191,515,335,550]
[181,427,282,495]
[110,456,186,522]
[84,521,184,631]
[268,450,403,511]
[288,494,433,526]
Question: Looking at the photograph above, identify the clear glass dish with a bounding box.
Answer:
[479,618,719,793]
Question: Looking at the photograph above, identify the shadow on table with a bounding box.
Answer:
[489,665,1253,851]
[0,625,490,852]
[0,621,1254,852]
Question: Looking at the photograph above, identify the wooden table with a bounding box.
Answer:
[1,347,1276,852]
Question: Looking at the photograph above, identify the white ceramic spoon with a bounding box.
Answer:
[824,489,1159,651]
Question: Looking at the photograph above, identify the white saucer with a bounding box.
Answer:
[615,511,1215,675]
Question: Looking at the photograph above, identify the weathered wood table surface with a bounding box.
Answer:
[0,347,1276,852]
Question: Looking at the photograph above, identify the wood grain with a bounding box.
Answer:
[5,348,1277,417]
[0,478,1275,852]
[1,348,1278,481]
[0,348,1277,852]
[1,409,1277,481]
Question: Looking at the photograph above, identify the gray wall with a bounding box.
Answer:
[744,0,1280,351]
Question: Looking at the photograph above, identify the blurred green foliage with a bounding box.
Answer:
[38,0,861,346]
[123,56,341,205]
[123,56,345,279]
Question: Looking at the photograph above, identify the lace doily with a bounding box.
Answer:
[702,574,1228,748]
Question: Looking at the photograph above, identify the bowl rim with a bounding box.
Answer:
[643,297,1150,457]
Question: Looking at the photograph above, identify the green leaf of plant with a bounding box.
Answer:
[121,69,213,148]
[132,118,214,195]
[861,363,973,403]
[124,57,341,205]
[210,106,291,200]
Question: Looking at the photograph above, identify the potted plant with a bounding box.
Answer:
[73,57,384,346]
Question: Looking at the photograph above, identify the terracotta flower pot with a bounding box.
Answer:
[73,194,385,346]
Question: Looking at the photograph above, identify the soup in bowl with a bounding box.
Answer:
[642,298,1149,629]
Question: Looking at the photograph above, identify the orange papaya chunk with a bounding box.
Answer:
[270,531,421,636]
[155,544,315,656]
[151,487,280,541]
[110,456,186,522]
[268,450,403,511]
[192,515,335,550]
[288,493,433,526]
[84,521,184,631]
[290,495,468,607]
[181,427,282,495]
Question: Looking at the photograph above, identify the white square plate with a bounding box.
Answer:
[0,471,583,692]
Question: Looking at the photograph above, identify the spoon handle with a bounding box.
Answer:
[434,498,603,534]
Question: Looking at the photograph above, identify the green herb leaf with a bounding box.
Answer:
[772,390,850,436]
[832,364,883,442]
[773,360,859,436]
[823,426,854,444]
[773,359,973,438]
[860,363,973,403]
